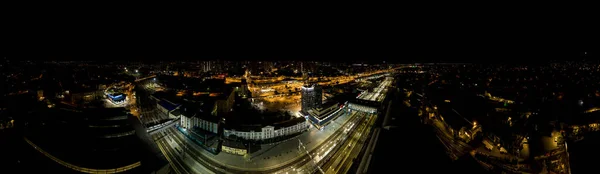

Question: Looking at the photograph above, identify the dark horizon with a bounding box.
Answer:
[3,50,593,63]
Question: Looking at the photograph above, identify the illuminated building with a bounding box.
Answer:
[221,140,247,156]
[223,117,309,141]
[304,101,342,128]
[301,84,323,112]
[107,93,126,104]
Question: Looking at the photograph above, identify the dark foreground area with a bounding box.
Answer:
[368,84,487,174]
[569,132,600,174]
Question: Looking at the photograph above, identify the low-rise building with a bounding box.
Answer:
[157,100,181,119]
[179,103,219,134]
[303,101,342,128]
[221,139,247,156]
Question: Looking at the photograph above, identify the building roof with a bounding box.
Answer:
[225,124,262,132]
[151,91,183,104]
[158,100,179,111]
[322,101,339,108]
[24,107,149,170]
[180,101,219,122]
[273,117,306,129]
[225,111,305,131]
[308,102,340,120]
[170,108,181,116]
[438,107,472,131]
[158,75,228,93]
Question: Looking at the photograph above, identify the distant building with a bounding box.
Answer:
[301,84,323,112]
[201,61,212,72]
[303,101,342,128]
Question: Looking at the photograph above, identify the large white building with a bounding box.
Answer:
[179,108,219,134]
[224,118,309,141]
[180,114,219,134]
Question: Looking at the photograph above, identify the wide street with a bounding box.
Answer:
[321,113,376,174]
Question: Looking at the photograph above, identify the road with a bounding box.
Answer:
[135,81,168,127]
[153,130,214,174]
[431,118,471,159]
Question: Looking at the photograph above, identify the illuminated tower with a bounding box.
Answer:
[302,62,312,82]
[301,84,323,112]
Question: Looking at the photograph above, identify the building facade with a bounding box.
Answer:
[180,113,219,134]
[305,102,342,127]
[224,120,309,141]
[301,84,323,112]
[71,90,103,104]
[221,140,247,156]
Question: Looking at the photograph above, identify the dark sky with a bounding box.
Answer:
[5,11,595,63]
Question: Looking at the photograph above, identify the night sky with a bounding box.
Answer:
[4,13,594,63]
